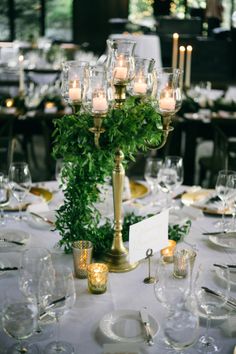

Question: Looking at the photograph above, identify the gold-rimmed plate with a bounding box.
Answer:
[181,189,232,216]
[129,181,149,200]
[4,187,53,212]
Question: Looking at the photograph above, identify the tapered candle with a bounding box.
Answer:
[172,33,179,69]
[185,45,192,89]
[178,46,185,89]
[18,55,25,94]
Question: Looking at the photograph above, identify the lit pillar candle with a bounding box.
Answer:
[133,72,147,95]
[114,54,128,81]
[172,33,179,69]
[178,46,185,89]
[92,90,108,112]
[69,80,81,101]
[159,90,176,111]
[18,55,25,94]
[185,45,192,89]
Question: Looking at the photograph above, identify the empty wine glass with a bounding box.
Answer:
[157,156,183,208]
[0,172,9,225]
[162,295,199,354]
[144,157,163,193]
[194,264,230,353]
[215,170,236,231]
[8,162,32,220]
[2,289,39,354]
[19,247,54,336]
[44,265,76,354]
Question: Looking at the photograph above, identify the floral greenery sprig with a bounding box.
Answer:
[53,96,163,255]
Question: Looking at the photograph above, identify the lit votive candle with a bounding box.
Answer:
[92,90,108,113]
[69,80,81,101]
[114,54,128,81]
[72,240,93,279]
[87,263,109,294]
[159,95,176,111]
[6,98,14,108]
[44,101,56,113]
[133,79,147,95]
[160,240,176,263]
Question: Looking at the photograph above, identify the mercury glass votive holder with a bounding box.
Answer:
[173,248,196,278]
[72,240,93,279]
[160,240,176,263]
[87,263,109,294]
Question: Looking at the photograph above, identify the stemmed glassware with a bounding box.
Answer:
[157,156,183,208]
[144,157,163,198]
[215,170,236,231]
[44,265,76,354]
[19,247,54,337]
[8,162,32,220]
[194,264,230,353]
[2,289,39,354]
[0,172,9,225]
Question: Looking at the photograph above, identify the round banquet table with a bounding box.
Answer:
[0,181,235,354]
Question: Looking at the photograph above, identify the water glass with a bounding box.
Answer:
[0,173,9,225]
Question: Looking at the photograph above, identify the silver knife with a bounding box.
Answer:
[139,307,154,346]
[202,231,236,236]
[202,287,236,310]
[0,238,24,246]
[214,263,236,271]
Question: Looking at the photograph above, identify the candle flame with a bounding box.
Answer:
[187,45,193,52]
[179,46,185,52]
[19,55,24,62]
[173,33,179,39]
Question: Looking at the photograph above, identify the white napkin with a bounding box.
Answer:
[27,202,49,213]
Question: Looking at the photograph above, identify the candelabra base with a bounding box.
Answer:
[103,248,139,273]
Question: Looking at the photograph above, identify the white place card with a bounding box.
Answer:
[103,343,140,354]
[129,210,169,264]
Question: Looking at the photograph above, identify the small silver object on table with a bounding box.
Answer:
[139,307,154,346]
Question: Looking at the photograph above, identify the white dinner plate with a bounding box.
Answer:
[99,309,159,343]
[209,234,236,250]
[215,266,236,287]
[0,228,30,251]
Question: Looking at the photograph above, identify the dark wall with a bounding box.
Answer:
[73,0,129,53]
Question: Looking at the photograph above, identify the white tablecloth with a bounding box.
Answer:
[0,182,235,354]
[109,34,162,69]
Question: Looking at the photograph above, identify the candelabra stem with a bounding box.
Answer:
[103,149,138,272]
[114,84,127,108]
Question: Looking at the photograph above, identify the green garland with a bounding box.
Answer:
[53,96,164,255]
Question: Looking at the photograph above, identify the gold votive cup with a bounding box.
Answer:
[173,248,197,278]
[72,240,93,279]
[87,263,109,294]
[160,240,176,263]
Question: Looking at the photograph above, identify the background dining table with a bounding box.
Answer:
[0,181,235,354]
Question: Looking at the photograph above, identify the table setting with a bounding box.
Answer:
[1,38,236,354]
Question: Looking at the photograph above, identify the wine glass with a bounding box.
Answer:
[194,264,230,353]
[144,157,163,196]
[162,295,199,354]
[2,289,39,354]
[8,162,32,220]
[19,247,54,336]
[227,174,236,231]
[44,265,76,354]
[157,156,183,209]
[0,172,9,225]
[215,170,236,231]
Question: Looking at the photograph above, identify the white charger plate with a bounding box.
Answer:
[209,234,236,250]
[0,229,30,251]
[99,309,159,343]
